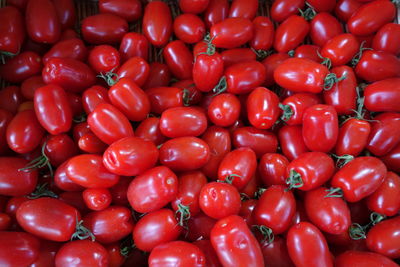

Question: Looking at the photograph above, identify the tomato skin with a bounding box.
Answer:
[173,14,205,44]
[87,103,134,145]
[334,0,362,23]
[67,154,120,189]
[43,38,88,64]
[133,208,181,252]
[335,118,371,156]
[287,222,333,267]
[0,86,24,115]
[372,23,400,56]
[142,1,172,47]
[88,45,120,74]
[260,236,294,267]
[229,0,258,20]
[160,107,207,138]
[367,112,400,156]
[274,58,329,93]
[210,17,254,49]
[220,48,256,67]
[281,93,321,126]
[108,177,131,206]
[321,34,359,67]
[116,56,150,87]
[78,132,108,154]
[347,0,396,36]
[366,172,400,216]
[146,86,184,114]
[119,32,149,62]
[54,161,84,192]
[82,13,128,45]
[208,93,240,127]
[366,216,400,258]
[335,250,398,267]
[307,0,335,12]
[226,61,266,94]
[253,185,296,234]
[364,78,400,112]
[204,0,229,29]
[247,87,280,130]
[82,85,109,114]
[163,40,193,80]
[34,84,72,135]
[193,240,221,267]
[20,76,44,101]
[274,15,309,53]
[55,240,108,267]
[270,0,304,23]
[310,12,343,48]
[251,16,274,51]
[16,197,79,242]
[135,117,166,146]
[211,215,264,267]
[179,0,210,14]
[0,110,12,156]
[82,188,111,211]
[232,127,278,158]
[262,53,290,87]
[193,52,224,92]
[259,153,289,187]
[143,63,171,89]
[53,0,75,30]
[99,0,142,22]
[331,157,387,202]
[0,51,42,83]
[294,44,321,62]
[0,231,40,267]
[278,125,309,161]
[0,6,25,54]
[26,0,60,44]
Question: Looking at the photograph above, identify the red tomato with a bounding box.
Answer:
[262,53,290,87]
[278,125,309,161]
[294,44,321,62]
[229,0,258,20]
[280,93,321,125]
[260,236,294,267]
[308,0,335,12]
[204,0,229,28]
[55,240,108,267]
[159,136,210,172]
[54,161,84,192]
[274,15,309,53]
[193,51,224,92]
[20,76,44,100]
[208,93,240,127]
[367,112,400,156]
[135,117,166,146]
[193,239,221,267]
[334,0,362,22]
[82,85,110,114]
[87,103,134,145]
[173,14,205,44]
[44,134,79,167]
[302,104,338,152]
[225,60,266,94]
[253,185,296,234]
[310,12,343,47]
[81,13,128,45]
[0,51,42,83]
[0,109,12,155]
[142,1,172,47]
[105,243,125,267]
[160,107,207,138]
[247,87,280,129]
[179,0,210,14]
[26,0,60,44]
[163,40,193,80]
[43,38,87,64]
[347,0,396,36]
[143,62,171,89]
[133,209,181,252]
[232,127,278,158]
[366,216,400,258]
[88,45,120,74]
[287,152,335,191]
[335,250,398,267]
[82,188,112,211]
[335,118,371,156]
[0,6,25,54]
[211,215,264,267]
[372,23,400,56]
[66,154,120,188]
[99,0,141,22]
[53,0,75,30]
[259,153,289,187]
[0,231,40,267]
[116,56,149,87]
[210,17,254,49]
[16,197,79,242]
[221,48,256,67]
[119,32,149,62]
[321,33,359,67]
[145,86,184,114]
[355,50,400,82]
[186,212,217,241]
[364,78,400,112]
[270,0,304,23]
[366,172,400,216]
[78,132,108,154]
[331,156,387,202]
[250,16,274,51]
[34,84,72,135]
[287,222,333,267]
[380,142,400,173]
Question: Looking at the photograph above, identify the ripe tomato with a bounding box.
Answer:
[81,14,128,45]
[274,15,309,53]
[293,44,321,62]
[116,56,150,87]
[334,0,362,22]
[232,127,278,158]
[355,50,400,82]
[247,87,280,129]
[16,197,79,242]
[310,12,343,47]
[0,6,25,54]
[163,40,193,80]
[88,45,120,74]
[173,14,205,44]
[142,1,172,47]
[43,38,88,64]
[335,250,398,267]
[160,107,207,138]
[0,109,12,155]
[278,125,309,161]
[54,161,84,192]
[367,112,400,156]
[250,16,274,51]
[270,0,304,23]
[210,17,254,49]
[55,240,108,267]
[204,0,229,28]
[287,222,333,267]
[133,209,181,252]
[208,93,240,127]
[253,185,296,234]
[380,142,400,174]
[335,118,371,156]
[146,86,184,114]
[307,0,335,12]
[259,153,289,187]
[260,236,294,267]
[179,0,210,14]
[366,216,400,258]
[44,134,78,168]
[193,51,224,92]
[135,117,166,146]
[280,93,321,126]
[211,215,264,267]
[0,51,42,83]
[225,60,266,94]
[82,188,111,211]
[330,156,387,202]
[262,52,290,87]
[20,76,44,101]
[193,239,221,267]
[66,154,120,188]
[119,32,149,62]
[143,62,171,89]
[220,48,256,67]
[321,33,359,67]
[99,0,142,22]
[0,231,40,267]
[53,0,75,30]
[364,78,400,112]
[372,23,400,56]
[82,85,109,114]
[229,0,258,20]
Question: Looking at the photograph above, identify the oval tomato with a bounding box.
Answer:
[99,0,142,22]
[119,32,149,62]
[334,0,362,22]
[53,0,75,30]
[274,15,309,53]
[372,23,400,56]
[270,0,304,23]
[262,52,290,87]
[278,125,309,161]
[210,17,254,49]
[180,0,210,14]
[81,13,128,44]
[247,87,280,129]
[335,250,398,267]
[232,127,278,158]
[193,51,224,92]
[204,0,229,28]
[43,38,88,64]
[321,33,359,67]
[116,56,149,87]
[82,188,112,211]
[366,216,400,258]
[310,12,343,47]
[259,153,289,187]
[208,93,240,127]
[142,1,172,47]
[0,231,40,267]
[250,16,274,51]
[55,240,108,267]
[0,6,25,54]
[163,40,193,80]
[88,45,120,74]
[54,161,84,192]
[280,93,321,126]
[225,60,266,94]
[364,78,400,112]
[335,118,371,156]
[0,51,42,83]
[173,14,205,44]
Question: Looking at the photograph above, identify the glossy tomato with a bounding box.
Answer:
[53,0,75,30]
[99,0,142,22]
[259,153,289,186]
[372,23,400,56]
[366,216,400,258]
[247,87,280,129]
[278,125,309,161]
[43,38,88,64]
[204,0,229,28]
[119,32,149,62]
[55,240,108,267]
[355,50,400,82]
[116,56,149,87]
[225,60,266,94]
[335,250,398,267]
[82,188,112,211]
[160,107,207,138]
[232,127,278,158]
[321,33,359,67]
[173,14,205,44]
[335,118,371,156]
[0,231,40,267]
[310,12,343,47]
[274,15,309,53]
[208,93,240,127]
[163,40,193,80]
[0,6,25,54]
[0,51,42,83]
[142,1,172,47]
[250,16,274,51]
[193,50,224,92]
[81,13,128,44]
[210,17,254,49]
[364,78,400,112]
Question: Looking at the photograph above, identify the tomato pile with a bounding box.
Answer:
[1,0,400,266]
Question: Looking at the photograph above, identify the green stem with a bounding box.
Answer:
[252,225,274,245]
[18,141,53,177]
[285,170,303,191]
[175,203,191,227]
[330,154,354,168]
[351,41,372,66]
[28,183,58,199]
[325,187,344,198]
[323,72,347,91]
[279,103,294,122]
[97,68,119,86]
[349,223,366,240]
[71,216,95,241]
[212,76,227,96]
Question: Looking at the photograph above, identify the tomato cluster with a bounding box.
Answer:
[1,0,400,266]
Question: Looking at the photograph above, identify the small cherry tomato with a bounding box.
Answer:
[119,32,149,62]
[0,51,42,83]
[210,17,254,49]
[274,15,309,53]
[88,45,120,74]
[82,188,112,211]
[160,107,207,138]
[247,87,280,129]
[142,1,172,47]
[55,240,108,267]
[310,12,343,47]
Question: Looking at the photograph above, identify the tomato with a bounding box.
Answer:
[0,86,23,115]
[224,60,266,94]
[259,153,289,187]
[207,93,240,127]
[335,250,398,267]
[44,134,78,168]
[321,34,359,67]
[0,51,42,83]
[87,103,134,145]
[34,84,72,135]
[0,231,40,267]
[274,58,330,93]
[53,0,75,30]
[81,13,128,44]
[88,45,120,74]
[160,107,207,138]
[334,0,362,22]
[229,0,258,20]
[54,161,84,192]
[294,44,321,62]
[180,0,210,14]
[105,243,125,267]
[280,93,321,126]
[286,152,335,191]
[60,29,79,41]
[0,6,25,54]
[232,127,278,158]
[99,0,141,22]
[270,0,304,23]
[211,215,264,267]
[186,212,217,242]
[0,157,38,196]
[193,240,221,267]
[146,86,184,114]
[119,32,149,62]
[82,85,109,114]
[372,23,400,56]
[274,15,309,53]
[108,177,131,206]
[0,110,12,156]
[347,0,396,36]
[366,172,400,216]
[262,53,290,87]
[335,118,371,156]
[193,51,224,93]
[355,50,400,82]
[220,48,255,67]
[67,154,120,188]
[115,56,149,87]
[310,12,343,47]
[287,222,333,267]
[133,208,181,252]
[210,17,254,49]
[250,16,274,52]
[26,0,60,43]
[278,125,309,161]
[367,112,400,156]
[253,185,296,234]
[135,117,166,146]
[20,76,44,100]
[108,78,150,121]
[16,197,79,242]
[204,0,229,28]
[163,40,193,80]
[173,14,205,44]
[55,240,108,267]
[330,156,387,202]
[43,38,87,64]
[364,78,400,112]
[143,62,171,89]
[380,142,400,173]
[142,1,172,47]
[367,216,400,258]
[247,87,280,129]
[82,188,112,211]
[159,137,210,172]
[260,236,294,267]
